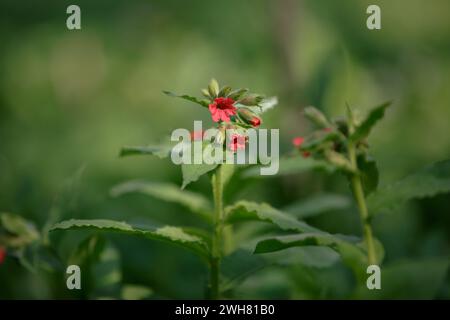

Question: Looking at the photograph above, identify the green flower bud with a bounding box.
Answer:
[228,88,248,100]
[239,94,263,106]
[208,78,220,98]
[218,85,232,97]
[304,106,331,128]
[201,88,211,99]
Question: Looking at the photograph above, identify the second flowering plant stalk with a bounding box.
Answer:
[291,103,392,267]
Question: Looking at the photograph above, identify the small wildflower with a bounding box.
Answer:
[229,133,246,152]
[209,97,237,123]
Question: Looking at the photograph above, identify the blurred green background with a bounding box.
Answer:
[0,0,449,299]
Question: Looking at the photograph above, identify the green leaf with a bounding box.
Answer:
[0,212,40,247]
[254,233,376,282]
[357,154,379,196]
[367,159,450,216]
[50,219,209,259]
[283,193,351,219]
[354,258,449,299]
[221,249,268,294]
[181,163,218,189]
[242,156,336,178]
[119,145,172,158]
[70,235,122,298]
[163,90,209,108]
[110,180,212,222]
[225,201,321,233]
[254,233,357,254]
[350,101,391,142]
[121,284,154,300]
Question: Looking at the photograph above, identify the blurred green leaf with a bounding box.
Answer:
[254,233,378,282]
[350,101,391,142]
[163,90,209,108]
[121,284,154,300]
[368,159,450,216]
[111,180,212,222]
[119,145,172,158]
[221,249,267,294]
[50,219,209,259]
[70,235,122,298]
[0,212,40,248]
[181,163,218,189]
[354,258,449,299]
[225,201,320,233]
[283,193,351,219]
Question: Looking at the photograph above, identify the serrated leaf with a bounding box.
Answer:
[163,90,209,108]
[367,159,450,216]
[350,101,391,142]
[110,180,212,222]
[254,233,377,282]
[283,193,351,219]
[242,156,336,178]
[50,219,209,259]
[119,145,172,158]
[225,201,321,233]
[181,163,218,189]
[357,154,379,195]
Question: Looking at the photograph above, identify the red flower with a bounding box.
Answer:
[0,247,6,265]
[229,133,246,152]
[292,136,310,158]
[209,97,237,122]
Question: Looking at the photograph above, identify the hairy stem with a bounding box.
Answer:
[348,143,377,266]
[210,164,223,299]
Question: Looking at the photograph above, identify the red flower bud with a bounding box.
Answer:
[0,247,6,265]
[292,137,310,158]
[238,108,261,127]
[292,136,304,147]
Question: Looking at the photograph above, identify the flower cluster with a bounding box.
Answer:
[168,79,273,153]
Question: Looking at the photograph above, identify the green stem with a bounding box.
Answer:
[210,164,223,299]
[348,143,377,266]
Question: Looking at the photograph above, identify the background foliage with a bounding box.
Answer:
[0,0,449,299]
